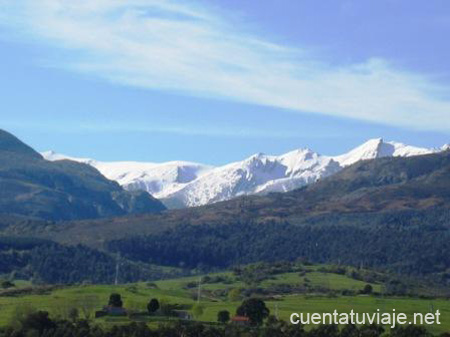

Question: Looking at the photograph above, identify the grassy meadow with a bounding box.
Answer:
[0,268,448,334]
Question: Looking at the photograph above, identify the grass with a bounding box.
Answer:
[260,271,383,292]
[0,270,448,334]
[9,280,32,288]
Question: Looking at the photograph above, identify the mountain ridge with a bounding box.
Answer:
[14,149,450,249]
[43,138,447,208]
[0,129,42,159]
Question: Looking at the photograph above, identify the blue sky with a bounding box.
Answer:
[0,0,449,165]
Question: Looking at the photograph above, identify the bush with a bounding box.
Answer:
[146,282,158,289]
[236,298,269,325]
[147,298,160,314]
[361,284,373,295]
[1,280,15,289]
[217,310,230,324]
[192,303,204,319]
[108,293,123,307]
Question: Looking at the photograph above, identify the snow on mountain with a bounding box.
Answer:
[163,149,342,207]
[333,138,437,166]
[41,151,213,199]
[42,151,95,165]
[42,138,443,208]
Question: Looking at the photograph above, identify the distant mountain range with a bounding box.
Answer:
[43,138,449,208]
[21,146,450,278]
[0,129,166,221]
[2,134,449,283]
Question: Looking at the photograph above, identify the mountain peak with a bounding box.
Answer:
[333,138,386,166]
[0,129,42,159]
[248,152,266,160]
[284,147,315,156]
[356,138,385,151]
[333,138,434,167]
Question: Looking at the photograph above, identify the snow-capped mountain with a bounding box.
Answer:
[42,138,445,208]
[163,149,342,207]
[333,138,438,167]
[41,151,212,199]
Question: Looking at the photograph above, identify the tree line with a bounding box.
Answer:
[0,308,444,337]
[107,220,450,284]
[0,237,182,284]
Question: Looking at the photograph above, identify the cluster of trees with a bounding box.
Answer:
[107,220,450,284]
[106,293,194,319]
[0,237,181,284]
[107,293,160,315]
[233,261,304,286]
[0,309,444,337]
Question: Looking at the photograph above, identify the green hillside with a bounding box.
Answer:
[0,265,448,334]
[0,129,166,221]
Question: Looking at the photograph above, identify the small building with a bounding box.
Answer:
[95,306,127,318]
[173,310,192,320]
[231,315,250,326]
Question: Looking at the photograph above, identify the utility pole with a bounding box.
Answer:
[197,277,202,303]
[114,253,120,286]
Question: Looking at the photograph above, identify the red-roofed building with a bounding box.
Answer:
[231,315,250,326]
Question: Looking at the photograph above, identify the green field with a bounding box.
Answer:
[0,270,449,334]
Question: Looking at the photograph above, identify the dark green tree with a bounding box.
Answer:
[1,280,15,289]
[308,324,339,337]
[236,298,269,325]
[217,310,230,324]
[359,324,385,337]
[68,307,79,322]
[362,284,373,294]
[390,325,432,337]
[21,311,55,335]
[192,303,204,319]
[340,323,359,337]
[108,293,123,308]
[263,315,291,337]
[147,298,160,314]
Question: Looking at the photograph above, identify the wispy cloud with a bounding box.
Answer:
[1,0,450,132]
[3,120,308,139]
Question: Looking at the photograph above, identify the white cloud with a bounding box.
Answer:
[3,120,310,139]
[77,122,308,139]
[1,0,450,132]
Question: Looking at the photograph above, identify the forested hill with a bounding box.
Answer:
[0,236,177,283]
[0,129,166,221]
[104,150,450,281]
[1,144,449,284]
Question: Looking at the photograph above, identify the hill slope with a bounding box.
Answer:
[0,129,166,221]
